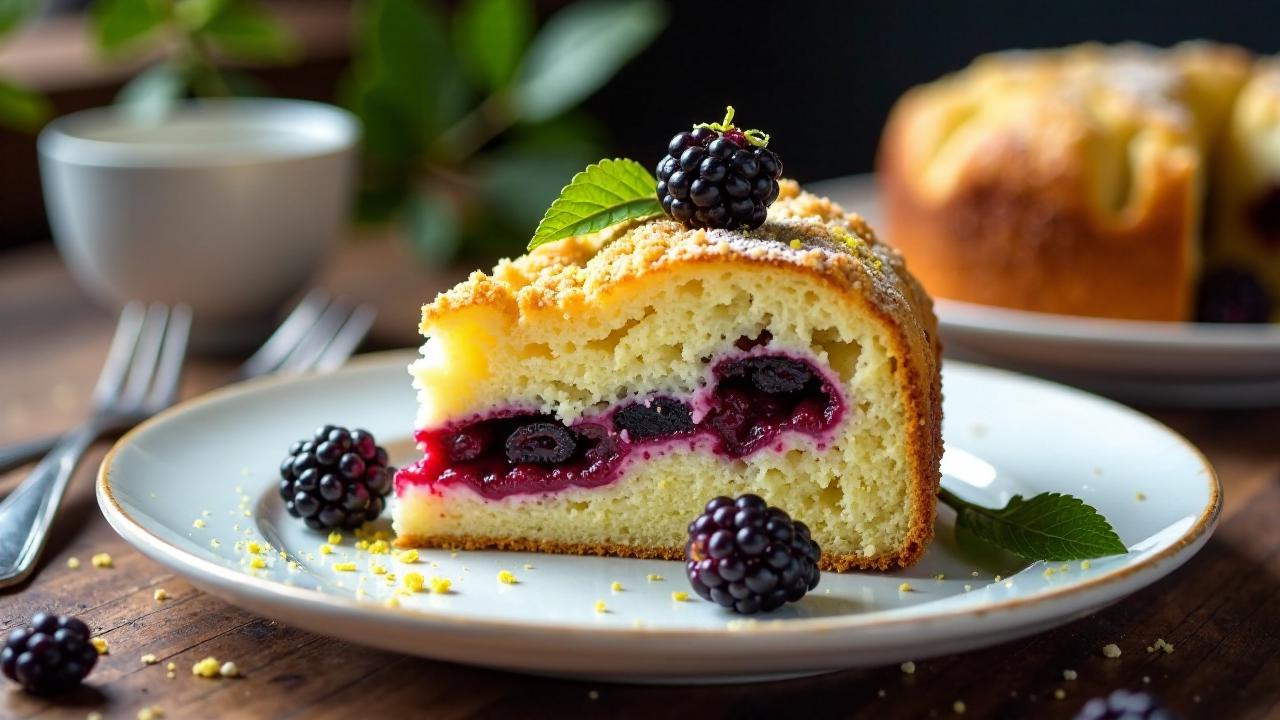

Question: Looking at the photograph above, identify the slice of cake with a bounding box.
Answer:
[878,42,1252,321]
[394,181,942,571]
[1207,59,1280,321]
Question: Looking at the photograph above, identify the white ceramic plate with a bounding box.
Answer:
[812,174,1280,407]
[98,352,1218,683]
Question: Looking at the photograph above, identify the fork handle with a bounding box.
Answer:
[0,424,99,588]
[0,433,59,475]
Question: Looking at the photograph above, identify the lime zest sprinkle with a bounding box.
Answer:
[693,106,770,148]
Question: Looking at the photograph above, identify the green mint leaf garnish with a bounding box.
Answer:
[939,487,1127,561]
[527,158,663,251]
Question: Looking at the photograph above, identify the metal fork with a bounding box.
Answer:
[0,302,192,588]
[0,290,376,475]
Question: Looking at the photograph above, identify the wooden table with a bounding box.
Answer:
[3,244,1279,720]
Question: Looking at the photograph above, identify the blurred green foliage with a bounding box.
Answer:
[0,0,51,131]
[91,0,298,116]
[0,0,665,262]
[344,0,666,261]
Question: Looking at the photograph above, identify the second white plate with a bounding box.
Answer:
[98,353,1218,683]
[813,174,1280,407]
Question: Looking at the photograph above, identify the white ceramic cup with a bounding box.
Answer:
[38,98,360,350]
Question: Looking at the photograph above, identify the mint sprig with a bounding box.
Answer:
[939,487,1127,561]
[527,158,663,251]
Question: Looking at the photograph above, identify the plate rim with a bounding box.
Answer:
[97,351,1222,641]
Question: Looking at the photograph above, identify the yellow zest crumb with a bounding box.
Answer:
[953,700,966,715]
[1102,643,1122,659]
[1063,669,1078,680]
[900,661,916,674]
[497,570,517,584]
[91,553,113,568]
[88,712,104,720]
[611,581,623,592]
[1054,689,1066,700]
[523,563,535,570]
[1081,560,1092,570]
[91,637,109,655]
[66,557,80,569]
[368,540,391,555]
[287,560,300,572]
[249,556,267,570]
[319,544,334,555]
[646,573,664,582]
[141,654,159,665]
[1004,580,1014,588]
[192,657,221,678]
[933,573,945,581]
[371,563,387,576]
[327,531,343,545]
[356,540,370,550]
[789,238,803,249]
[404,572,425,592]
[333,562,357,572]
[246,541,263,555]
[137,706,165,720]
[193,519,206,529]
[397,549,419,563]
[166,662,176,671]
[210,539,221,549]
[898,582,912,592]
[385,573,396,584]
[242,510,251,517]
[385,596,400,608]
[153,588,169,602]
[993,575,1003,582]
[429,576,452,594]
[963,584,973,592]
[594,600,607,613]
[1148,638,1175,654]
[1136,492,1147,501]
[672,591,689,602]
[219,661,239,678]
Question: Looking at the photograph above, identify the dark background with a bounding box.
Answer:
[2,0,1278,247]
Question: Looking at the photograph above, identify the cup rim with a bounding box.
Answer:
[38,97,360,169]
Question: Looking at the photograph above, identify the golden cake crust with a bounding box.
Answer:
[408,182,943,570]
[878,42,1252,321]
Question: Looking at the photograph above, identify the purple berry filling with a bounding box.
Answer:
[396,351,843,500]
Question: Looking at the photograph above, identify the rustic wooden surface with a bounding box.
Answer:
[2,244,1279,720]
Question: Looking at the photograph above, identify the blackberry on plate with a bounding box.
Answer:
[1073,689,1180,720]
[280,425,395,530]
[685,494,821,614]
[1,613,98,695]
[1196,267,1271,323]
[657,106,783,231]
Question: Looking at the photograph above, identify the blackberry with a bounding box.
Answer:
[1196,267,1271,323]
[613,397,695,440]
[1074,690,1180,720]
[504,422,577,464]
[720,356,814,394]
[280,425,394,531]
[1,613,98,695]
[685,494,821,614]
[657,106,783,231]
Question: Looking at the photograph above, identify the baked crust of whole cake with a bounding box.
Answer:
[878,42,1252,321]
[397,181,943,571]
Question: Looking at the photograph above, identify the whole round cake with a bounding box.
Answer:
[394,181,943,571]
[878,42,1280,323]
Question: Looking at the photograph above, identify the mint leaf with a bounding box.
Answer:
[940,488,1127,561]
[527,158,662,250]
